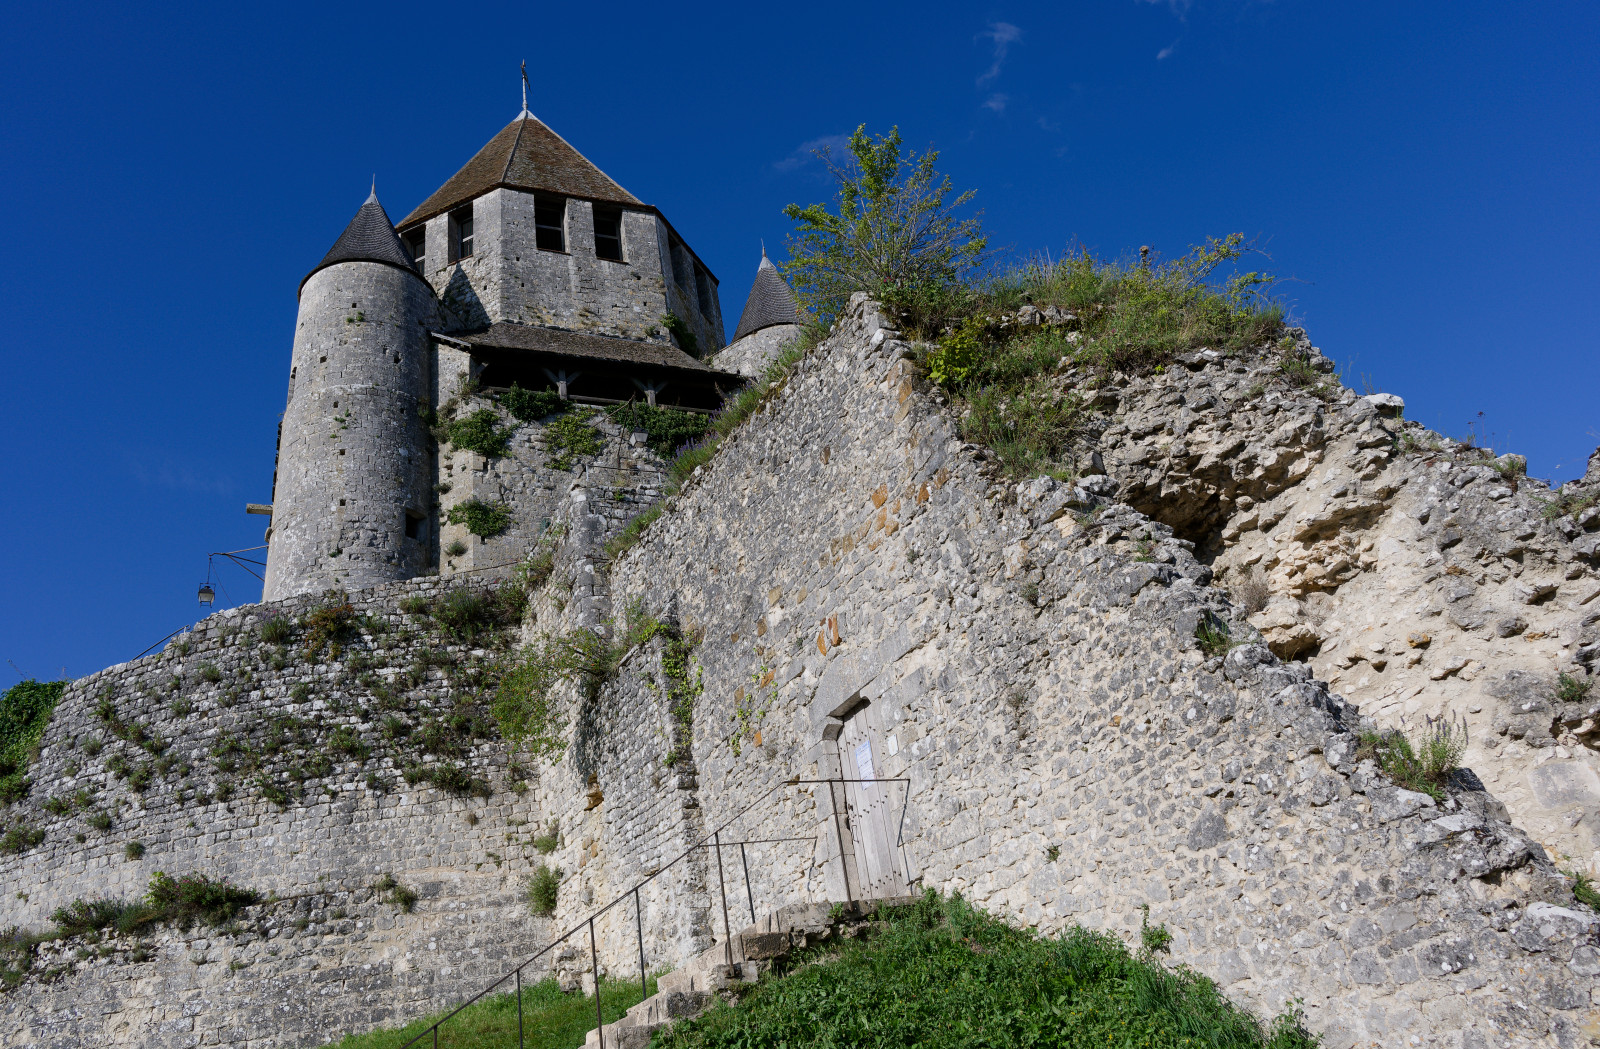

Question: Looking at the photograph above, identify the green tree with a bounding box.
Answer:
[783,125,988,324]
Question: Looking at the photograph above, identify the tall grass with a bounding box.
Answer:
[659,891,1316,1049]
[320,976,653,1049]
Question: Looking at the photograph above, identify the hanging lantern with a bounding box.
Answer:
[198,583,215,607]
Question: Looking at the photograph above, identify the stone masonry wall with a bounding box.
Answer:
[1,577,572,1048]
[580,298,1600,1048]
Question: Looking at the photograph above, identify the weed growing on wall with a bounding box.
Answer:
[0,680,65,806]
[605,401,711,459]
[448,499,513,538]
[544,410,606,471]
[1358,716,1467,802]
[527,863,561,916]
[446,408,515,459]
[502,383,569,423]
[661,313,699,356]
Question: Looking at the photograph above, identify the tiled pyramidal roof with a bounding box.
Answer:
[302,191,419,291]
[399,113,641,229]
[731,251,800,341]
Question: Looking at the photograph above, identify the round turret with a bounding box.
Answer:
[263,192,439,601]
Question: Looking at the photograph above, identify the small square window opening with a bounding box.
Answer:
[695,263,713,317]
[535,195,566,252]
[404,513,424,541]
[593,206,623,261]
[404,229,426,270]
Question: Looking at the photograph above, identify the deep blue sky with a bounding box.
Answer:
[2,1,1596,680]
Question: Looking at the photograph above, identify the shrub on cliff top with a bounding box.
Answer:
[657,891,1316,1049]
[783,124,989,326]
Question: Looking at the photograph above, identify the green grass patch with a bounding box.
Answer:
[659,892,1314,1049]
[319,976,654,1049]
[900,238,1286,480]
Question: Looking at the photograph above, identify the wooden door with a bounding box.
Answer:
[837,704,906,898]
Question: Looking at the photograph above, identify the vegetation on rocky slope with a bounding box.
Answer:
[660,892,1316,1049]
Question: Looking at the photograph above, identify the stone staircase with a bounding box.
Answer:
[583,897,916,1049]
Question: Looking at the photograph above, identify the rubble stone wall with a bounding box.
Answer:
[587,297,1600,1048]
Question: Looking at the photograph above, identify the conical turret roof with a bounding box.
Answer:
[302,191,420,292]
[731,249,800,341]
[398,113,641,230]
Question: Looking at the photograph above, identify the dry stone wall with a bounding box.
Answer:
[581,297,1600,1048]
[0,578,566,1048]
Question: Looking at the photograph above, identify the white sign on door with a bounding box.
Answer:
[854,739,875,781]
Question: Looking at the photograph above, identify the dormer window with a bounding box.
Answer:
[449,206,474,261]
[593,205,623,261]
[535,195,566,252]
[404,229,426,271]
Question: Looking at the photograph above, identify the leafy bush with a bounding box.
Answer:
[447,408,514,459]
[447,500,513,539]
[605,401,712,458]
[429,587,516,642]
[926,315,986,386]
[545,410,606,471]
[657,892,1314,1049]
[1358,716,1466,802]
[0,680,64,804]
[491,651,567,763]
[502,383,569,423]
[527,864,561,916]
[784,125,988,325]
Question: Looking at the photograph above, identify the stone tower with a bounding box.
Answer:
[262,191,439,601]
[712,248,801,377]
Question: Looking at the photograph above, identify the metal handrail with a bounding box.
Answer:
[395,774,912,1049]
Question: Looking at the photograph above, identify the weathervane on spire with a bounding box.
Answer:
[520,60,531,117]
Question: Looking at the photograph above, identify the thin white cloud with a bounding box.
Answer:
[1037,115,1061,133]
[773,134,852,172]
[1137,0,1193,14]
[1157,39,1179,60]
[983,93,1009,114]
[976,22,1023,85]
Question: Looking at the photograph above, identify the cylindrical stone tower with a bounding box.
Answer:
[263,191,438,601]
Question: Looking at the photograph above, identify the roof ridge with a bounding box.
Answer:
[501,116,528,185]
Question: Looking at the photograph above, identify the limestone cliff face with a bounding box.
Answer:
[1047,331,1600,878]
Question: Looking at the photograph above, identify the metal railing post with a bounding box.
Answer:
[517,967,525,1049]
[739,843,755,927]
[634,887,647,1001]
[432,1027,438,1049]
[713,831,733,967]
[590,917,605,1049]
